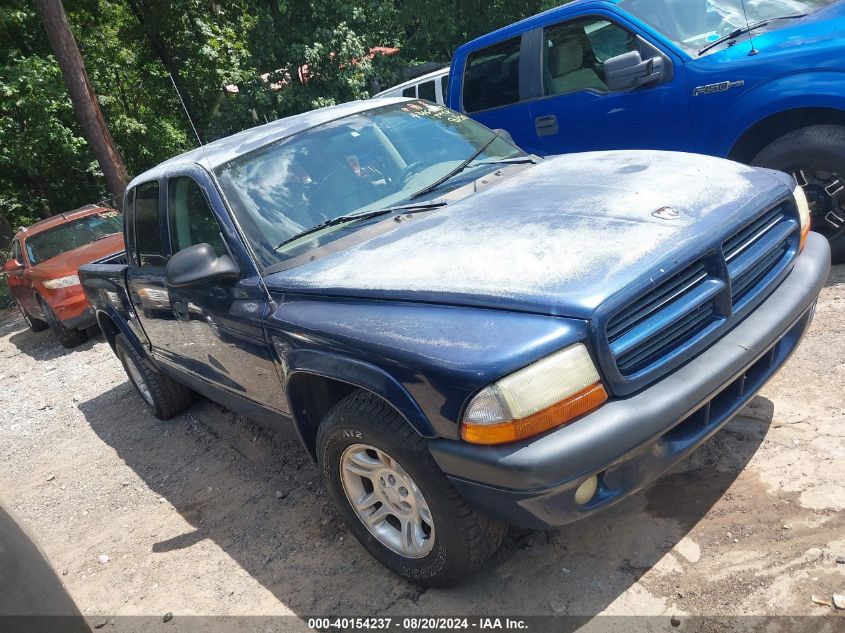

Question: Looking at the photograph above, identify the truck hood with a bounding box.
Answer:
[29,233,124,281]
[721,3,845,57]
[264,151,793,319]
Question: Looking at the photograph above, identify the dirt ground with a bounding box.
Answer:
[0,265,843,627]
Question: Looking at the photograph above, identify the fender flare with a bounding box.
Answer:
[708,71,845,157]
[95,306,149,361]
[284,348,435,439]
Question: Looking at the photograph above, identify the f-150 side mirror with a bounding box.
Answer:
[2,259,23,273]
[165,243,239,288]
[604,50,666,92]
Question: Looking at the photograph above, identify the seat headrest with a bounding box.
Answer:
[549,34,585,77]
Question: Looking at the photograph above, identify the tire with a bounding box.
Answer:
[317,390,507,587]
[114,333,193,420]
[751,124,845,263]
[15,300,49,332]
[40,298,88,348]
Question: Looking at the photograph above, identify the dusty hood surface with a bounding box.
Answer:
[265,150,793,318]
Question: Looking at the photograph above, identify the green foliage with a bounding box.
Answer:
[0,0,570,240]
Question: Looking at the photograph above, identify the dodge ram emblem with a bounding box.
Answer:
[652,206,680,220]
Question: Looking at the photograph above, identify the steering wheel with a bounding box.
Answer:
[398,160,437,186]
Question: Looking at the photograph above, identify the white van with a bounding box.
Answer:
[373,67,449,105]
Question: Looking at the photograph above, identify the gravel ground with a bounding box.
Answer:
[0,264,843,626]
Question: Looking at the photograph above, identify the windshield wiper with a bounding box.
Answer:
[408,133,505,200]
[472,156,538,167]
[274,201,446,251]
[698,14,806,56]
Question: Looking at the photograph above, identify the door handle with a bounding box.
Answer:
[535,114,559,136]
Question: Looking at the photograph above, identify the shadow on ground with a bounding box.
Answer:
[1,309,99,362]
[77,375,773,620]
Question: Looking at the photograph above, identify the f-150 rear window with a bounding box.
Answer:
[463,36,521,113]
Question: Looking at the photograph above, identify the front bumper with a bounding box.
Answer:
[429,233,831,530]
[46,287,96,330]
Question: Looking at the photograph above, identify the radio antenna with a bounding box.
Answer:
[739,0,759,56]
[169,72,203,146]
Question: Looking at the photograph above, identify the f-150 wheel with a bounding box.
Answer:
[114,334,192,420]
[316,390,507,587]
[752,124,845,263]
[40,298,87,348]
[15,300,49,332]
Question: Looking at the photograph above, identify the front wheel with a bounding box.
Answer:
[751,124,845,263]
[40,298,87,348]
[317,391,507,587]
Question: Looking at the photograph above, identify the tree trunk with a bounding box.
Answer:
[35,0,130,206]
[0,211,13,243]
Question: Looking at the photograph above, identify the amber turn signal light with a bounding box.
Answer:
[461,382,608,445]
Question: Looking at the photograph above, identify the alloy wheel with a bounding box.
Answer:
[339,443,435,558]
[792,167,845,242]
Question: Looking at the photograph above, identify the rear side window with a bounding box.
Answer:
[168,176,226,256]
[418,80,436,102]
[402,86,416,98]
[134,181,166,267]
[440,74,449,102]
[463,36,521,113]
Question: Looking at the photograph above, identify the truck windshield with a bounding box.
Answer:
[215,101,524,268]
[619,0,837,53]
[25,212,122,265]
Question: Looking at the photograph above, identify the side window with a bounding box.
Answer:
[402,86,416,98]
[463,36,521,113]
[543,18,637,97]
[167,176,226,256]
[440,74,449,102]
[418,80,436,102]
[134,181,166,267]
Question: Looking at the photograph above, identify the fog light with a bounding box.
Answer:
[574,475,598,505]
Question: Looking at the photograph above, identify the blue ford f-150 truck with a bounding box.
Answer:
[447,0,845,261]
[79,98,829,586]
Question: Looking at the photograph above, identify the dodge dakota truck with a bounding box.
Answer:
[447,0,845,262]
[79,99,829,586]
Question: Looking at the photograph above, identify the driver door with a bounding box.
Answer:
[161,168,287,416]
[527,13,693,154]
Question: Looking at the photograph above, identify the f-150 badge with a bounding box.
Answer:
[693,80,745,97]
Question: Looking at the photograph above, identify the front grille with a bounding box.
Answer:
[605,198,799,384]
[608,259,720,377]
[723,202,797,307]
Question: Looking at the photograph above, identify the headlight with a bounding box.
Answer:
[43,274,80,289]
[461,343,608,445]
[793,184,811,251]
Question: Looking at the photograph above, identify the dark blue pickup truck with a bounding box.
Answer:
[79,99,829,586]
[447,0,845,261]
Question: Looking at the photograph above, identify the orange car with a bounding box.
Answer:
[3,205,125,348]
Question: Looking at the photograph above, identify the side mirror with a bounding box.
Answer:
[2,259,23,274]
[604,50,665,92]
[165,243,239,288]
